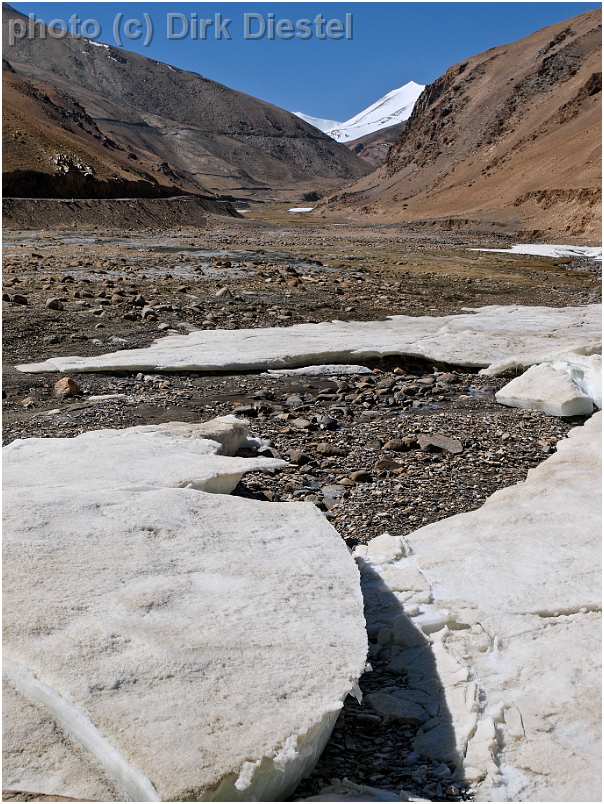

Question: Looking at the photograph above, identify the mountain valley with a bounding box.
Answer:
[2,6,602,804]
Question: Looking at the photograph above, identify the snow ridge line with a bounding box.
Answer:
[3,657,161,801]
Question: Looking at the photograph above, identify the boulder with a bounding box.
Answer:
[417,434,463,454]
[3,417,367,801]
[53,377,81,398]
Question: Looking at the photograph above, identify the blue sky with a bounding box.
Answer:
[13,3,600,119]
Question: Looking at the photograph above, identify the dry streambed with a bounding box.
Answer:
[2,227,602,802]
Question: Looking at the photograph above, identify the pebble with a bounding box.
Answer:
[288,449,311,465]
[316,442,348,457]
[384,437,417,452]
[232,404,258,417]
[349,469,373,483]
[417,433,463,454]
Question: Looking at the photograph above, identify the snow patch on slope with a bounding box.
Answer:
[471,244,602,261]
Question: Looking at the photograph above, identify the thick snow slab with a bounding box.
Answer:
[496,354,602,416]
[356,415,602,800]
[3,417,368,801]
[16,304,601,375]
[471,244,602,261]
[3,416,284,496]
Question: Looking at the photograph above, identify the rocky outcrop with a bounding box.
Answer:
[3,417,368,801]
[346,122,407,167]
[355,415,601,800]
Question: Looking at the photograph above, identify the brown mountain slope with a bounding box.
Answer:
[346,122,406,167]
[2,63,191,198]
[325,11,602,241]
[3,5,368,199]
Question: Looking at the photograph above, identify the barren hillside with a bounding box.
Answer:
[2,5,368,200]
[324,11,602,241]
[346,121,406,166]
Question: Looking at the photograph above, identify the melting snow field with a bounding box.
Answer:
[6,300,603,801]
[357,414,602,801]
[471,244,602,261]
[288,207,315,213]
[17,304,601,379]
[3,417,367,801]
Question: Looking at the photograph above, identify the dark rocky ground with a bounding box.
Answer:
[2,211,600,802]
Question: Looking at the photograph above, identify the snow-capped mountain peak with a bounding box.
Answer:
[296,81,425,143]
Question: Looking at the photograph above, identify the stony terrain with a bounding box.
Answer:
[2,1,602,797]
[4,213,599,541]
[3,209,600,800]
